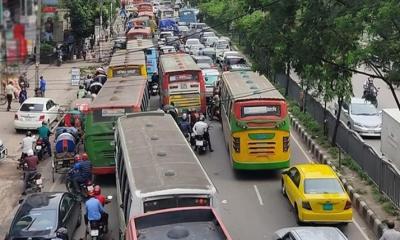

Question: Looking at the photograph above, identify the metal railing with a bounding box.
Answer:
[275,73,400,208]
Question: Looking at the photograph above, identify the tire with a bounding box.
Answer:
[37,151,43,161]
[294,204,303,225]
[281,180,287,197]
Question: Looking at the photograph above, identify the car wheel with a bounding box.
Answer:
[281,180,287,197]
[294,204,303,225]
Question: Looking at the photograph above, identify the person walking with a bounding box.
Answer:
[39,76,47,97]
[5,81,15,111]
[380,220,400,240]
[19,87,28,105]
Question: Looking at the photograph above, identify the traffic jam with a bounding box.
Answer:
[3,1,358,240]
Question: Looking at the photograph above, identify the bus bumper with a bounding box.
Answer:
[232,160,290,170]
[93,166,115,175]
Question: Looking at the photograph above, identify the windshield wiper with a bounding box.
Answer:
[24,217,37,230]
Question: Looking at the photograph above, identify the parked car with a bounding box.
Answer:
[273,227,348,240]
[5,192,82,240]
[14,97,60,131]
[334,97,382,137]
[200,32,217,44]
[281,164,353,224]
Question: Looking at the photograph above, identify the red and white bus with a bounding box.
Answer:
[158,53,206,113]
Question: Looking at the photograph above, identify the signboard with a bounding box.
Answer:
[169,74,193,82]
[242,105,281,117]
[71,67,80,86]
[102,108,126,117]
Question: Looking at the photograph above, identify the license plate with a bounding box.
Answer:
[181,83,187,89]
[90,230,99,236]
[196,140,203,146]
[323,203,333,211]
[36,178,43,185]
[36,146,42,150]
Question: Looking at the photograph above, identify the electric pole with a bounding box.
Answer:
[99,0,103,62]
[35,0,42,89]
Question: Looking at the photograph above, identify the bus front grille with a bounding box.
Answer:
[170,94,201,109]
[248,141,276,156]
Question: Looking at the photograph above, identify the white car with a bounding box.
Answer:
[273,227,347,240]
[188,44,205,55]
[204,36,219,47]
[214,39,231,59]
[334,97,382,137]
[200,32,216,44]
[14,97,60,131]
[217,50,241,64]
[184,38,201,52]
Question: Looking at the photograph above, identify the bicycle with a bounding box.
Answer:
[0,93,7,105]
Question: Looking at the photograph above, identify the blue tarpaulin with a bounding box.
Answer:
[159,19,179,33]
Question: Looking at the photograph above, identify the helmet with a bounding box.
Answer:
[27,149,34,156]
[74,154,82,162]
[26,131,32,137]
[94,185,101,195]
[81,153,88,161]
[182,113,187,120]
[199,114,205,121]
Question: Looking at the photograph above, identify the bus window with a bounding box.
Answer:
[124,190,131,223]
[241,105,281,118]
[118,155,125,185]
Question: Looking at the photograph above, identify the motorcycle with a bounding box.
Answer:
[362,86,378,107]
[24,170,43,194]
[207,100,221,121]
[194,134,208,154]
[86,196,112,240]
[66,169,94,200]
[151,82,159,96]
[35,138,49,161]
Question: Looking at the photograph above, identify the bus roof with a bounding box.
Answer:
[109,49,146,67]
[159,53,201,73]
[126,39,154,50]
[117,111,216,196]
[222,71,284,101]
[89,76,147,109]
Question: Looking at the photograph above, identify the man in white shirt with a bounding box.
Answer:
[192,114,213,152]
[380,220,400,240]
[21,131,36,160]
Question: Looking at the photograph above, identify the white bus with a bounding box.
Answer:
[114,111,216,234]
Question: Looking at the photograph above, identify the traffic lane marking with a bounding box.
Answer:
[253,185,264,206]
[290,132,371,240]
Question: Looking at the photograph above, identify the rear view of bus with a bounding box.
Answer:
[159,54,206,113]
[220,71,290,170]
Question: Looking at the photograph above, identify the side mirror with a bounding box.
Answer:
[281,170,289,175]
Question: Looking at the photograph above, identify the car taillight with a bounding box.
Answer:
[37,139,43,145]
[302,201,312,210]
[344,200,352,210]
[195,198,209,206]
[233,137,240,153]
[14,114,18,120]
[39,115,45,121]
[190,84,199,88]
[283,136,289,152]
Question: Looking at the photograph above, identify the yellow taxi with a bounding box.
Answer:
[281,164,352,224]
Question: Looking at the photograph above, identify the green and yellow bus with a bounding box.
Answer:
[84,76,149,175]
[220,71,290,170]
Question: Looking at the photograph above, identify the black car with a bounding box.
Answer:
[6,192,82,240]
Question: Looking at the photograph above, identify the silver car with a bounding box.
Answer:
[272,227,348,240]
[335,97,382,137]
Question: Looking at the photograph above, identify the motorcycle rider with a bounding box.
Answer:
[179,113,191,137]
[192,114,214,152]
[77,85,88,99]
[93,185,109,229]
[85,193,106,228]
[20,131,36,161]
[149,72,160,95]
[363,77,378,97]
[22,149,39,195]
[37,121,52,157]
[211,93,220,118]
[71,153,93,194]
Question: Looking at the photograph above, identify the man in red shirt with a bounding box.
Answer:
[22,149,39,195]
[94,185,106,206]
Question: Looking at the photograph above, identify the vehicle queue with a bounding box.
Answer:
[4,0,355,240]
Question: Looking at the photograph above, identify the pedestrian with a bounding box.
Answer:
[19,87,28,105]
[5,81,15,111]
[39,76,46,97]
[380,220,400,240]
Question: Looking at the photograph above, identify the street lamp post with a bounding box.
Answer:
[99,0,103,62]
[35,0,42,89]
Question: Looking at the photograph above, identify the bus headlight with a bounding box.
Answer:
[233,137,240,153]
[283,136,289,152]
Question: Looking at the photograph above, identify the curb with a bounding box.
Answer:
[289,113,386,238]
